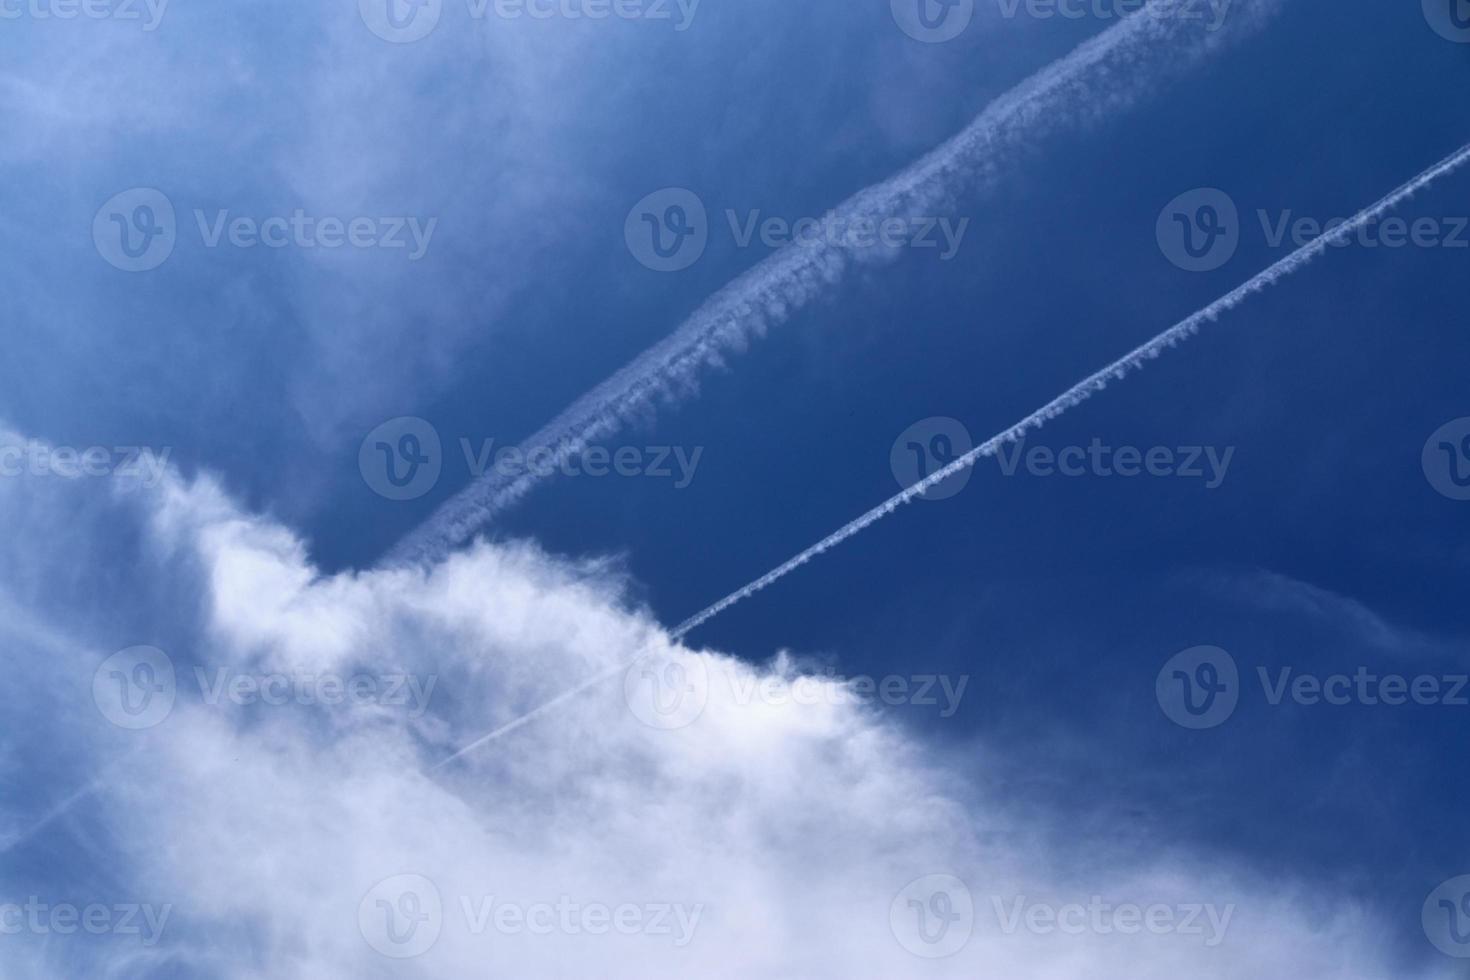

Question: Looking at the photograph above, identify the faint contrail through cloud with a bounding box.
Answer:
[433,142,1470,767]
[388,0,1282,567]
[671,141,1470,638]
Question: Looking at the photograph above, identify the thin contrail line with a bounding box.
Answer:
[429,140,1470,767]
[673,141,1470,637]
[388,0,1281,567]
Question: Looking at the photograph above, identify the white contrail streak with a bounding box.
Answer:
[430,141,1470,768]
[672,141,1470,637]
[389,0,1280,567]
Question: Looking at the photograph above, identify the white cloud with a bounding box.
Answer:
[0,433,1448,977]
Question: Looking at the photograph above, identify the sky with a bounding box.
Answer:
[2,0,1470,976]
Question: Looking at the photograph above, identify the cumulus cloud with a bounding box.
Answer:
[0,430,1447,978]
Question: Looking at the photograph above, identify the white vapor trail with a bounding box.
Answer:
[431,140,1470,767]
[388,0,1280,567]
[671,141,1470,637]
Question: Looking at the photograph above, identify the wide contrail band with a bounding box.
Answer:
[431,141,1470,767]
[671,141,1470,638]
[389,0,1281,567]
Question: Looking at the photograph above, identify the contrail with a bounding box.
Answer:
[389,0,1281,567]
[673,141,1470,637]
[430,141,1470,768]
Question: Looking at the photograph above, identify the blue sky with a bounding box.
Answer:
[3,0,1470,976]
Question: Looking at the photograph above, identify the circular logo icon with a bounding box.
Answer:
[93,646,176,730]
[1156,188,1239,272]
[359,874,443,958]
[623,653,709,731]
[1424,876,1470,957]
[1424,0,1470,42]
[891,417,974,501]
[360,417,442,501]
[93,188,176,273]
[624,188,708,273]
[359,0,441,42]
[890,874,974,958]
[1156,645,1239,730]
[1423,418,1470,501]
[891,0,974,42]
